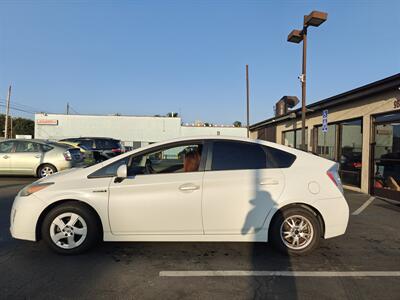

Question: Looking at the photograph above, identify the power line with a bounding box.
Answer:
[0,98,47,113]
[0,104,35,114]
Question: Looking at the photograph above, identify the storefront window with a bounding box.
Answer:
[339,119,363,187]
[313,118,363,188]
[373,112,400,201]
[283,131,295,147]
[316,125,336,160]
[283,129,307,149]
[295,129,308,149]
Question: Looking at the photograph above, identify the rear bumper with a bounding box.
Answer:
[312,196,349,239]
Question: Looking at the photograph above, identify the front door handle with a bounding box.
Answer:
[179,183,200,191]
[3,155,9,159]
[34,154,41,158]
[260,179,279,185]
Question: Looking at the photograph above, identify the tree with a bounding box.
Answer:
[0,114,34,138]
[12,117,34,137]
[233,121,242,127]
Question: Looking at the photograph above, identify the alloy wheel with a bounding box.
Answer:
[50,212,88,249]
[279,215,314,250]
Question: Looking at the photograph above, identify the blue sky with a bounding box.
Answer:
[0,0,399,125]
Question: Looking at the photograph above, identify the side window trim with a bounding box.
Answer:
[204,141,213,171]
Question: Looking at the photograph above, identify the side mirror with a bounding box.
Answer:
[115,164,128,182]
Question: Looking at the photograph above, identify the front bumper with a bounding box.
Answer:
[10,193,47,242]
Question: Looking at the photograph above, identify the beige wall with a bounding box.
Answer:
[271,89,400,194]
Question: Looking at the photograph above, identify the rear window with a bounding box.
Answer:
[95,139,121,150]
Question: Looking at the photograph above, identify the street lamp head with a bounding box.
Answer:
[287,29,303,43]
[304,11,328,27]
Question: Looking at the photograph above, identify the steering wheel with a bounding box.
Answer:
[145,159,155,174]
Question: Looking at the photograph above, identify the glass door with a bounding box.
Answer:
[372,112,400,201]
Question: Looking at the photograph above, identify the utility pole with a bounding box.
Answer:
[4,85,11,139]
[246,64,250,138]
[10,117,13,139]
[66,102,70,115]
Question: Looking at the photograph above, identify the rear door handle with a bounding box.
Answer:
[179,183,200,191]
[3,155,9,159]
[34,154,41,158]
[260,179,279,185]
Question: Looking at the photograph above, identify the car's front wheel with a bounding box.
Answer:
[269,207,321,255]
[41,202,100,255]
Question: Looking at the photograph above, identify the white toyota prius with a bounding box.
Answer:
[10,136,349,255]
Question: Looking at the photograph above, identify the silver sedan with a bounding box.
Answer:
[0,139,83,178]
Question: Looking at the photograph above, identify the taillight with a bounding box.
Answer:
[327,164,343,193]
[63,151,72,161]
[327,171,337,186]
[111,148,121,153]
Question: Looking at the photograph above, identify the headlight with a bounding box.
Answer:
[20,182,54,197]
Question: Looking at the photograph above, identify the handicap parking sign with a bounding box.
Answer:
[322,109,328,133]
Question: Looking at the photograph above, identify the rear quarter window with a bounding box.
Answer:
[41,144,54,152]
[263,146,296,168]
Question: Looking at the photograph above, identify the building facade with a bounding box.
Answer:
[250,74,400,201]
[35,114,247,149]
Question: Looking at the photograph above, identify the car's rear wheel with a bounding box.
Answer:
[269,207,321,255]
[41,202,100,255]
[38,164,57,178]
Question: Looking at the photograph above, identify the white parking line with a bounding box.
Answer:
[352,196,375,215]
[159,271,400,277]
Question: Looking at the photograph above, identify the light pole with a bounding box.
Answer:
[287,11,327,151]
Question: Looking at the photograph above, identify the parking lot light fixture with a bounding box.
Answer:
[287,10,328,151]
[304,11,328,27]
[287,30,303,44]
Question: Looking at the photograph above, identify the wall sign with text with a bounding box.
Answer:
[36,119,58,125]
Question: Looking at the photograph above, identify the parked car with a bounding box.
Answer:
[59,137,123,162]
[58,141,96,166]
[10,136,349,255]
[0,139,83,178]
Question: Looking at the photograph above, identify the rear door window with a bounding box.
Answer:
[211,141,266,171]
[15,141,40,153]
[77,139,94,149]
[95,139,120,150]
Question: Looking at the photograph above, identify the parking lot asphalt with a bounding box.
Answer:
[0,176,399,300]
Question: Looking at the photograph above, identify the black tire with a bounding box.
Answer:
[41,202,100,255]
[269,207,321,256]
[37,164,57,178]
